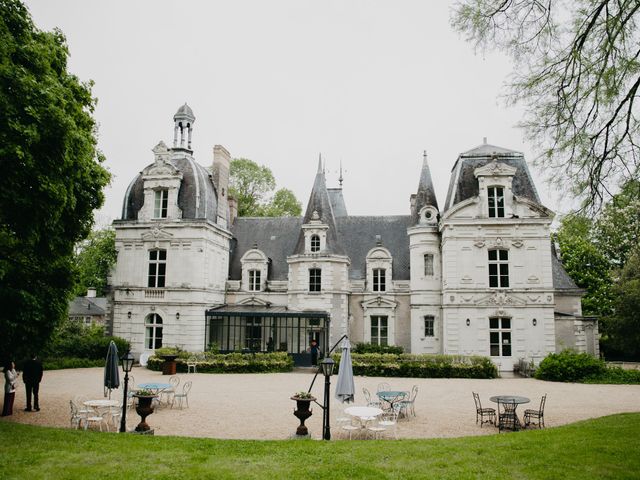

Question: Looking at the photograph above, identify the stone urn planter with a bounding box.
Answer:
[133,393,158,432]
[291,394,317,436]
[161,354,178,375]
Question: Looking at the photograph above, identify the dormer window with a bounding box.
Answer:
[310,234,320,252]
[154,189,168,218]
[248,270,261,291]
[373,268,386,292]
[488,186,505,218]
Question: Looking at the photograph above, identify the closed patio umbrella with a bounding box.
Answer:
[334,338,355,404]
[104,340,120,399]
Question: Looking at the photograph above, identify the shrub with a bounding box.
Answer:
[146,351,294,373]
[332,352,498,379]
[43,319,130,361]
[42,357,104,370]
[535,350,607,382]
[353,343,404,355]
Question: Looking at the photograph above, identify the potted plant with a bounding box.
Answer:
[291,391,317,436]
[132,389,158,432]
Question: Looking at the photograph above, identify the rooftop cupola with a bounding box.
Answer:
[173,103,196,151]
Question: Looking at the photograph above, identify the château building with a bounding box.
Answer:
[110,105,598,371]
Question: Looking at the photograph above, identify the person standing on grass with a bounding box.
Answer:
[1,360,18,416]
[23,353,43,412]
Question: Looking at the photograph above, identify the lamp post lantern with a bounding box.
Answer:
[320,357,335,440]
[119,351,135,433]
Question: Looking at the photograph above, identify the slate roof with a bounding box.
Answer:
[551,246,582,292]
[412,153,439,223]
[336,216,412,280]
[121,152,218,222]
[293,163,344,255]
[327,188,348,217]
[230,217,303,280]
[68,297,107,316]
[444,143,541,211]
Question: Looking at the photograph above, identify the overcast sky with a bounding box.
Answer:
[24,0,565,227]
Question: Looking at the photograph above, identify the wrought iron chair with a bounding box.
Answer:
[472,392,496,427]
[161,375,180,405]
[362,388,382,408]
[497,399,518,432]
[171,381,192,409]
[524,394,547,429]
[398,385,418,418]
[187,357,198,374]
[377,382,391,393]
[69,400,88,429]
[367,407,399,439]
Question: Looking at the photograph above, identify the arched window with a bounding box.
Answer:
[145,314,163,349]
[310,234,320,252]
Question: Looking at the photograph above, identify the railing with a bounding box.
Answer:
[145,289,165,299]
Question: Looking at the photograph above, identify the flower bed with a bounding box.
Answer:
[147,351,293,373]
[333,353,498,379]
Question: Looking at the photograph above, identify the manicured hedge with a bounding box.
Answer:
[333,353,498,379]
[353,343,404,355]
[147,351,294,373]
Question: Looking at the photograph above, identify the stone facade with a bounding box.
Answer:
[110,106,598,370]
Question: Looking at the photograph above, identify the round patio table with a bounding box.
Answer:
[83,399,120,408]
[489,395,530,431]
[345,406,383,422]
[377,390,408,413]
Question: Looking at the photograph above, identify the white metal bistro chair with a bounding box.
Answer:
[187,357,198,374]
[171,381,192,409]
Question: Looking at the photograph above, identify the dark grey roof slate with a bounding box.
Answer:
[68,297,106,316]
[230,217,303,280]
[444,145,540,212]
[294,167,343,255]
[121,153,218,222]
[551,248,582,291]
[336,216,412,280]
[327,188,348,217]
[412,154,439,223]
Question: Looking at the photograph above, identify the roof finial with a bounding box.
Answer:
[317,153,323,174]
[339,160,344,187]
[423,150,427,163]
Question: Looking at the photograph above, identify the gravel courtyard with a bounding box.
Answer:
[2,367,639,440]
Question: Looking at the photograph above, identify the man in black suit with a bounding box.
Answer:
[23,354,43,412]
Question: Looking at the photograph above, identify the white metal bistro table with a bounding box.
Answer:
[345,406,383,423]
[83,399,120,408]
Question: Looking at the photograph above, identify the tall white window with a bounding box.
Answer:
[424,254,434,276]
[248,270,261,291]
[309,268,321,292]
[373,268,386,292]
[489,317,511,357]
[154,189,168,218]
[371,316,388,346]
[145,314,163,349]
[488,249,509,288]
[310,234,320,252]
[424,315,435,337]
[148,249,166,287]
[488,186,505,218]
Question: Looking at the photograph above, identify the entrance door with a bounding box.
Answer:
[489,317,513,371]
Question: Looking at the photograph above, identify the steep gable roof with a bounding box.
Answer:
[412,152,439,223]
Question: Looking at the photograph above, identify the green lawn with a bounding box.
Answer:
[2,414,639,480]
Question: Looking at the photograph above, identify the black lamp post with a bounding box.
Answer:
[119,351,135,433]
[320,357,335,440]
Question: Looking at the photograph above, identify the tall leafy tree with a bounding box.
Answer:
[229,158,301,217]
[555,214,613,317]
[452,1,640,211]
[0,0,110,360]
[593,180,640,266]
[606,247,640,359]
[73,228,117,297]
